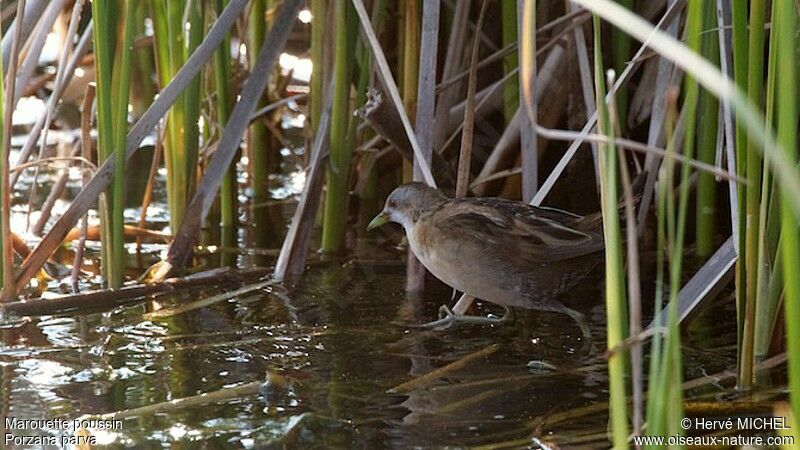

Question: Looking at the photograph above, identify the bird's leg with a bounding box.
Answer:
[417,303,514,330]
[433,293,474,320]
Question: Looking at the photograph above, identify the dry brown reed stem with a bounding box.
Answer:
[32,144,82,235]
[351,0,436,187]
[11,24,93,188]
[436,9,589,94]
[71,84,95,293]
[13,0,251,298]
[13,0,68,104]
[455,0,489,198]
[622,162,644,437]
[406,0,441,293]
[137,126,163,252]
[144,278,279,319]
[414,0,440,183]
[1,0,26,300]
[30,0,85,219]
[274,88,332,281]
[82,378,266,420]
[609,68,643,439]
[533,124,743,182]
[249,93,308,122]
[1,266,268,315]
[432,0,469,151]
[441,68,518,153]
[0,0,45,68]
[473,45,569,197]
[530,0,685,206]
[387,344,501,394]
[569,1,601,188]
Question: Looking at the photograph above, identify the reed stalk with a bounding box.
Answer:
[91,0,119,287]
[739,0,767,389]
[110,0,137,289]
[694,0,719,258]
[645,87,687,448]
[131,2,156,118]
[248,0,277,249]
[500,0,518,124]
[642,0,704,435]
[320,0,356,253]
[610,0,631,129]
[730,0,749,366]
[0,15,6,291]
[184,0,204,197]
[310,0,327,133]
[592,16,628,449]
[401,0,419,117]
[213,0,235,264]
[152,0,195,231]
[774,0,800,421]
[753,0,782,364]
[401,0,424,290]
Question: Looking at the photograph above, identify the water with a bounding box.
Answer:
[0,258,747,449]
[0,95,767,449]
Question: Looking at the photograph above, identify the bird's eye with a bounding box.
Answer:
[387,200,397,208]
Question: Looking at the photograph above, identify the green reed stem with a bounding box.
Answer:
[321,0,356,253]
[739,0,767,389]
[109,0,136,289]
[183,0,203,196]
[152,0,192,231]
[694,0,719,258]
[500,0,518,124]
[656,0,704,438]
[593,16,628,449]
[774,0,800,422]
[213,0,236,266]
[610,0,632,129]
[91,0,117,285]
[754,0,782,362]
[248,0,279,248]
[730,0,748,364]
[213,0,235,236]
[310,0,327,133]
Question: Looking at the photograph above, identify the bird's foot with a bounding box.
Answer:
[412,305,514,330]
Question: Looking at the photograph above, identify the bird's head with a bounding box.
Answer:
[368,182,447,231]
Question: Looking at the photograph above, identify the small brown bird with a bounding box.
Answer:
[368,183,613,337]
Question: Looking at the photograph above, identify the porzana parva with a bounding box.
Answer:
[368,182,620,338]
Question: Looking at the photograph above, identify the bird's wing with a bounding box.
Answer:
[432,199,604,263]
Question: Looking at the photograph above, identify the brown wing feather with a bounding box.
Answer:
[431,199,605,264]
